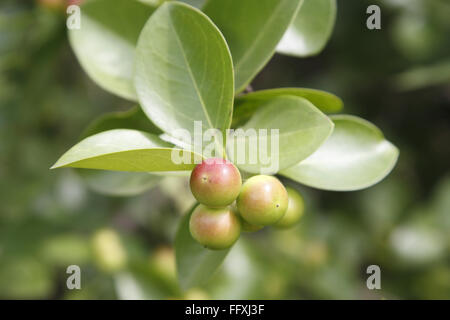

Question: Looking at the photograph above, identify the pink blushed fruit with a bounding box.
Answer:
[189,205,241,250]
[237,175,288,226]
[190,158,241,207]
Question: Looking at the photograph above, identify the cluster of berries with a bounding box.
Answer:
[189,158,304,250]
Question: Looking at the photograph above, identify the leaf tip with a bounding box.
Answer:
[49,159,65,170]
[49,163,59,170]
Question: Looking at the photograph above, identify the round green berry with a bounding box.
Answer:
[237,175,288,226]
[189,204,241,250]
[274,187,305,229]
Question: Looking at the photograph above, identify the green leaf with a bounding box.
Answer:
[51,129,201,171]
[229,96,333,174]
[175,204,231,290]
[134,2,234,148]
[69,0,155,100]
[233,87,343,127]
[281,115,399,191]
[78,107,163,196]
[81,106,162,139]
[277,0,337,57]
[204,0,303,92]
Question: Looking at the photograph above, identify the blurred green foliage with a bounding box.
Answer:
[0,0,448,299]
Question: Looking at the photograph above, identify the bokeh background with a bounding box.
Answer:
[0,0,449,299]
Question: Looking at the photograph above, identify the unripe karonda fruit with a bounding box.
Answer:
[237,175,288,226]
[189,204,241,250]
[190,158,241,207]
[274,187,304,229]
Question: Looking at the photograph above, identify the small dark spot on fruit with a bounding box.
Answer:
[276,204,280,208]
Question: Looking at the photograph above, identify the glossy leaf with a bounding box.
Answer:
[281,115,399,191]
[175,204,231,290]
[229,96,333,174]
[51,129,201,172]
[204,0,303,92]
[134,2,234,148]
[277,0,337,57]
[233,87,343,127]
[77,107,163,196]
[69,0,155,100]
